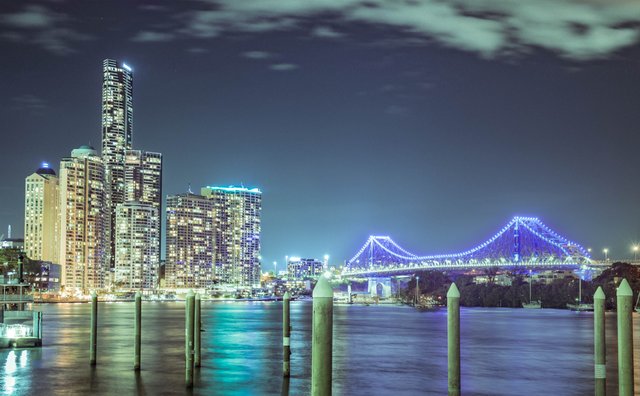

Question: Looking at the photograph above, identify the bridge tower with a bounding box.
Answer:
[513,219,520,262]
[367,277,392,298]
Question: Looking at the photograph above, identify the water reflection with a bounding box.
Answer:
[280,376,290,396]
[0,303,639,395]
[134,371,146,396]
[4,351,16,394]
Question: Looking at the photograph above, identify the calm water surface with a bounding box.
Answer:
[1,302,640,395]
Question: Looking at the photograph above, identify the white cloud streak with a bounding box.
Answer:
[311,26,345,38]
[0,5,90,55]
[242,50,273,59]
[270,63,299,71]
[180,0,640,60]
[131,30,175,42]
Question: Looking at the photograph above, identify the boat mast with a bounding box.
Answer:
[578,277,582,304]
[529,270,532,303]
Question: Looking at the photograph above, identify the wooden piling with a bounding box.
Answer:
[195,293,201,368]
[185,290,195,388]
[90,291,98,366]
[134,291,141,371]
[447,283,460,396]
[617,279,633,396]
[311,277,333,396]
[594,286,606,396]
[283,291,291,377]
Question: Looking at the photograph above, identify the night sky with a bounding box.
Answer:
[1,1,640,267]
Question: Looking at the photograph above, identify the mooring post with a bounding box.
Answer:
[185,290,195,388]
[617,279,634,396]
[195,293,201,368]
[447,283,461,396]
[283,291,291,377]
[90,291,98,366]
[311,276,333,396]
[134,291,142,371]
[594,286,606,396]
[32,310,42,340]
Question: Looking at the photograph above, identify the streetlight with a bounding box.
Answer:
[633,245,639,261]
[603,248,609,262]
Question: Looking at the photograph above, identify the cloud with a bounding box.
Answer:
[385,105,409,116]
[1,5,62,29]
[311,26,344,38]
[178,0,640,60]
[242,50,273,59]
[187,47,209,54]
[131,30,175,42]
[11,94,48,114]
[0,5,90,55]
[269,63,299,71]
[138,5,169,12]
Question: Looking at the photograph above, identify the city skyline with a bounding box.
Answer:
[2,1,640,266]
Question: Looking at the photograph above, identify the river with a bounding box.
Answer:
[1,302,639,395]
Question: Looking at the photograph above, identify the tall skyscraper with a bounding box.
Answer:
[115,201,159,289]
[59,145,107,291]
[165,193,214,289]
[124,150,162,210]
[24,163,59,263]
[102,58,133,199]
[124,150,162,268]
[201,186,262,289]
[102,58,133,268]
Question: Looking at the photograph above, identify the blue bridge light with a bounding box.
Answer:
[344,217,591,276]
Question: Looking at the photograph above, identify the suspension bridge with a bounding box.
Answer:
[343,217,591,277]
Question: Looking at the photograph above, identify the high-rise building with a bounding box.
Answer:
[287,257,324,281]
[115,201,159,289]
[165,193,214,289]
[102,58,133,269]
[102,58,133,203]
[201,186,262,288]
[123,150,162,269]
[24,163,59,263]
[124,150,162,210]
[58,145,108,291]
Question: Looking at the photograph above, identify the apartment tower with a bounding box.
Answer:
[58,145,107,291]
[23,163,59,263]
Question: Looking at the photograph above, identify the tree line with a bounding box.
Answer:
[399,262,640,309]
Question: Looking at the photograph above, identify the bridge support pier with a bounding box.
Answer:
[367,277,392,299]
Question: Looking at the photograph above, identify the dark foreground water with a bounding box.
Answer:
[1,302,640,395]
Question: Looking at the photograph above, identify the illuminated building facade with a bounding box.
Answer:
[102,58,133,205]
[123,150,162,277]
[102,58,133,269]
[58,145,108,291]
[287,257,324,281]
[115,201,159,289]
[201,186,262,288]
[165,193,214,288]
[24,163,59,263]
[124,150,162,209]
